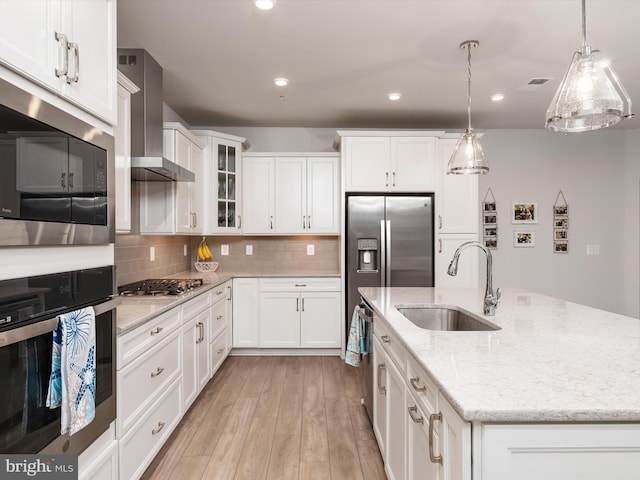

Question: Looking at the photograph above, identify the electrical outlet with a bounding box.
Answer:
[246,245,253,255]
[183,244,188,256]
[149,246,155,262]
[586,244,600,255]
[307,244,315,255]
[221,244,229,256]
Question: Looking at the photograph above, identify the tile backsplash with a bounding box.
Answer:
[115,234,340,286]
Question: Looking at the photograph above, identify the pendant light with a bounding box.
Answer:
[545,0,633,132]
[447,40,489,175]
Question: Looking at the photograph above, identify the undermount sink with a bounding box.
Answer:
[396,306,500,331]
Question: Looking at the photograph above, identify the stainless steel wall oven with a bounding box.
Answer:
[0,266,119,455]
[0,77,114,246]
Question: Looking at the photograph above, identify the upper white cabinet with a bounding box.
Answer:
[190,129,246,234]
[340,133,440,192]
[0,0,117,124]
[139,124,204,235]
[243,153,339,235]
[115,72,139,234]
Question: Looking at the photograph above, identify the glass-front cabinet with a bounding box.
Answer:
[191,129,246,234]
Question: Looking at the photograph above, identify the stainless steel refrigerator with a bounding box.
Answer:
[346,194,435,322]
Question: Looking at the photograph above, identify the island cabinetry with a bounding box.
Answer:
[78,422,118,480]
[209,280,232,376]
[181,293,210,411]
[0,0,117,124]
[340,134,440,192]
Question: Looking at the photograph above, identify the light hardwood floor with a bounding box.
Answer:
[141,356,386,480]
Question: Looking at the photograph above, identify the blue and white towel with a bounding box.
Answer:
[46,307,96,436]
[345,305,370,367]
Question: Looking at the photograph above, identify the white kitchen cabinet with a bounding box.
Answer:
[0,0,117,124]
[481,424,640,480]
[299,290,341,348]
[232,277,259,348]
[259,291,301,348]
[243,153,340,235]
[439,392,471,480]
[341,134,440,192]
[182,304,210,411]
[78,422,118,480]
[406,391,439,480]
[373,335,388,457]
[435,234,479,288]
[209,280,232,376]
[190,130,246,234]
[115,72,139,234]
[386,352,406,480]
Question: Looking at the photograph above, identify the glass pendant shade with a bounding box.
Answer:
[448,128,489,175]
[546,47,633,132]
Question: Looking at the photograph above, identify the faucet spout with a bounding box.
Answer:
[447,240,501,315]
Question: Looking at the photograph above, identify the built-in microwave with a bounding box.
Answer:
[0,78,114,246]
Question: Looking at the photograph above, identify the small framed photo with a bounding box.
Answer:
[554,205,569,216]
[512,202,538,224]
[484,226,497,237]
[484,238,497,249]
[554,218,569,229]
[484,214,497,225]
[483,202,496,212]
[513,231,535,247]
[554,229,568,240]
[554,241,569,253]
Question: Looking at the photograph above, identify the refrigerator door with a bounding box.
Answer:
[385,195,434,287]
[346,195,385,324]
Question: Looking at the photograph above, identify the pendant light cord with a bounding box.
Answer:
[467,44,472,131]
[581,0,587,49]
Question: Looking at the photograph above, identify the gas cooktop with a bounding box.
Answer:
[118,278,204,296]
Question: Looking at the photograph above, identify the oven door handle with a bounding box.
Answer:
[0,297,121,347]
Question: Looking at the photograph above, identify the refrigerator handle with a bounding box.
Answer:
[380,219,386,287]
[386,220,391,286]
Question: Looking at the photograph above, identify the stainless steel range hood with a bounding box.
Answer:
[117,49,194,182]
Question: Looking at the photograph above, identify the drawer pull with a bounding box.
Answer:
[408,405,424,424]
[152,421,165,435]
[216,315,223,320]
[294,284,307,287]
[150,326,163,336]
[216,348,224,355]
[410,377,427,393]
[150,367,165,378]
[216,289,224,296]
[381,335,391,343]
[377,363,386,395]
[429,412,443,464]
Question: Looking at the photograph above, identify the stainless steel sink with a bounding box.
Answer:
[396,306,500,331]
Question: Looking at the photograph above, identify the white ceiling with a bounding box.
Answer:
[117,0,640,130]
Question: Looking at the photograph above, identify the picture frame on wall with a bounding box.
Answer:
[512,202,538,224]
[513,231,535,247]
[553,191,569,254]
[554,241,569,253]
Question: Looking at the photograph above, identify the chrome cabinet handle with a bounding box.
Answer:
[302,215,306,229]
[54,32,68,77]
[294,284,307,287]
[429,412,443,464]
[296,297,300,312]
[217,348,224,355]
[438,215,443,229]
[216,289,224,296]
[150,326,163,336]
[301,297,305,312]
[438,238,442,254]
[227,284,232,301]
[67,42,79,84]
[308,215,311,229]
[150,367,165,378]
[152,421,165,435]
[392,171,396,186]
[385,172,389,186]
[196,322,204,344]
[216,315,223,320]
[381,335,391,343]
[237,215,242,228]
[61,173,66,189]
[270,215,274,229]
[377,364,386,395]
[410,376,427,393]
[408,405,424,424]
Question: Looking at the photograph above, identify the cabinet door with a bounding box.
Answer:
[115,83,132,233]
[174,131,193,233]
[0,0,62,92]
[274,156,306,234]
[439,393,471,480]
[181,317,198,410]
[242,156,275,234]
[60,0,116,123]
[386,356,406,480]
[435,234,479,288]
[232,278,259,348]
[214,142,241,232]
[372,336,387,456]
[406,391,440,480]
[300,291,341,348]
[436,139,479,234]
[344,137,390,191]
[307,157,339,234]
[259,292,301,348]
[139,181,175,234]
[190,144,204,234]
[391,137,437,192]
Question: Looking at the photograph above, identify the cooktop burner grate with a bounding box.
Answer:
[118,278,204,296]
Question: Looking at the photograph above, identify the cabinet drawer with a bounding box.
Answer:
[118,307,181,369]
[211,329,227,376]
[407,355,438,431]
[210,298,226,341]
[182,292,210,321]
[259,277,340,292]
[374,316,405,375]
[119,377,182,480]
[118,331,181,434]
[210,282,229,305]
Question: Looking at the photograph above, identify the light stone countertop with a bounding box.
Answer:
[359,286,640,423]
[116,270,340,334]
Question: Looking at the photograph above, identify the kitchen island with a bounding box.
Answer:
[360,286,640,480]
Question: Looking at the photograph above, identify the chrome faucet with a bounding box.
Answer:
[447,240,501,315]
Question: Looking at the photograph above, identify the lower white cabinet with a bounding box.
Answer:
[372,335,387,457]
[386,352,406,480]
[209,280,232,376]
[182,307,210,411]
[406,391,439,480]
[439,391,471,480]
[232,277,259,348]
[78,422,118,480]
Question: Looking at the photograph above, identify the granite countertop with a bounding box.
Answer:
[359,286,640,423]
[116,270,340,335]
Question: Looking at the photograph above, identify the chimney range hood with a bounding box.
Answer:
[117,49,194,182]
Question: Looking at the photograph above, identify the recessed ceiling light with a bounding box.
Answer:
[255,0,276,10]
[274,77,289,87]
[491,93,505,102]
[388,92,402,101]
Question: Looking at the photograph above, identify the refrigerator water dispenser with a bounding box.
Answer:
[357,239,378,272]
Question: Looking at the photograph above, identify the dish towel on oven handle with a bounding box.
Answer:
[46,306,96,436]
[345,304,370,367]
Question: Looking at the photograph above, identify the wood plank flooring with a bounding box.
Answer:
[141,356,386,480]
